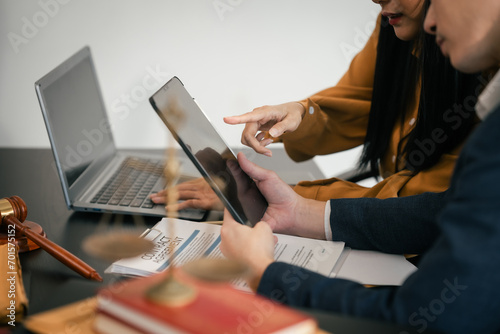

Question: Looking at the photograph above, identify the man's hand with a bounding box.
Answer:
[220,209,275,292]
[236,152,327,239]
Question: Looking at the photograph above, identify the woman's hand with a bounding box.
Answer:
[220,209,275,291]
[224,102,306,157]
[150,177,224,211]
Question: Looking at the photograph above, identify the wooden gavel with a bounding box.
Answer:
[0,196,102,281]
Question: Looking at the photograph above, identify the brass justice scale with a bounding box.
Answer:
[146,100,198,306]
[82,98,248,306]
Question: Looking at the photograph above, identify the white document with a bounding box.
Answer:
[105,218,417,288]
[105,218,345,288]
[336,249,417,286]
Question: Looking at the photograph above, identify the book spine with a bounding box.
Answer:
[96,297,187,334]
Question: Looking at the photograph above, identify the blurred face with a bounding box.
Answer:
[424,0,500,73]
[372,0,426,41]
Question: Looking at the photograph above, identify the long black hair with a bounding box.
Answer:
[360,2,481,174]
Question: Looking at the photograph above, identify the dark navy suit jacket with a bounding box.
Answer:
[258,106,500,333]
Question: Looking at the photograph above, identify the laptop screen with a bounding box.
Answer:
[36,47,115,188]
[150,77,268,226]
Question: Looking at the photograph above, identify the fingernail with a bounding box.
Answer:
[262,139,273,147]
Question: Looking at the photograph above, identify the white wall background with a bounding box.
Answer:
[0,0,379,177]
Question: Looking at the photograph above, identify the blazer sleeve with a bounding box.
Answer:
[329,191,445,254]
[257,108,500,334]
[279,16,380,162]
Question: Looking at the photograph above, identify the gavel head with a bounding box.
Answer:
[0,196,27,223]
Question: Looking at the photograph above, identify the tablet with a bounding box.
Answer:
[149,77,268,227]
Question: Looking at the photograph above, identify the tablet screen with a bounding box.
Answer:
[150,77,268,226]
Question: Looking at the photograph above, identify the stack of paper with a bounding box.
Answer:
[106,218,416,289]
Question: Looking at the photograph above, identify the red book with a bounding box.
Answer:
[95,271,317,334]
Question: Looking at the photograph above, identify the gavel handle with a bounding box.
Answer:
[4,215,102,281]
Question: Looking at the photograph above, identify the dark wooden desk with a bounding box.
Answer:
[1,148,425,333]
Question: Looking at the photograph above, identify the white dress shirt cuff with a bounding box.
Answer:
[324,200,333,241]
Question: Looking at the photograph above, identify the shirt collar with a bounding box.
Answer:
[476,69,500,120]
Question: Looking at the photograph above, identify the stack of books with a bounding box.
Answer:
[94,271,318,333]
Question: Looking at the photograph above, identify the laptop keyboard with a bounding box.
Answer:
[90,157,164,209]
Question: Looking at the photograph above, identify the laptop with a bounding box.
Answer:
[150,77,269,226]
[35,46,207,220]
